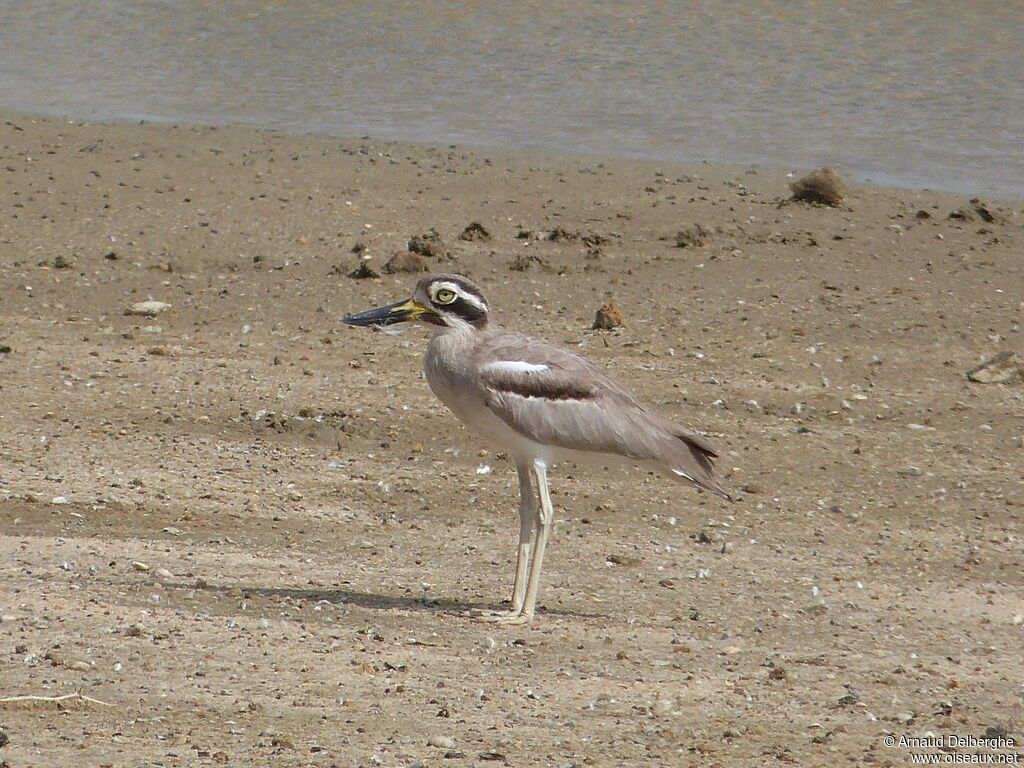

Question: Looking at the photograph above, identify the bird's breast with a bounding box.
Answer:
[423,333,547,459]
[424,334,481,414]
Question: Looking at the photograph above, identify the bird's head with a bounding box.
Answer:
[343,274,490,332]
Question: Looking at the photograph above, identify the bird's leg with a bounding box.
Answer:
[476,460,536,622]
[515,459,553,622]
[510,461,536,613]
[480,459,553,625]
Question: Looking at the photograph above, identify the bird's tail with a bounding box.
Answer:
[655,421,732,501]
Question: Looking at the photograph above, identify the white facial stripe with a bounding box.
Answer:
[433,281,487,311]
[462,293,487,311]
[484,361,549,374]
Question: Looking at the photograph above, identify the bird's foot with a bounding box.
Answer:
[471,608,532,625]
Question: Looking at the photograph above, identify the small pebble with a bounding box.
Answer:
[382,250,427,273]
[458,221,490,241]
[592,301,624,330]
[967,351,1023,384]
[125,300,172,317]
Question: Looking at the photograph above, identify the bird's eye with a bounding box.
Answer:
[434,288,457,304]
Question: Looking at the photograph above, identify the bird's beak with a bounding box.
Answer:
[343,297,434,327]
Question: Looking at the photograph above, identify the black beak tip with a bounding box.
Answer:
[342,300,413,328]
[342,313,386,328]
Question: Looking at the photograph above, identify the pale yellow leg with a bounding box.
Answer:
[510,461,535,612]
[516,459,553,622]
[480,459,553,625]
[477,460,536,622]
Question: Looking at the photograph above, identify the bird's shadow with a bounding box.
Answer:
[193,581,600,621]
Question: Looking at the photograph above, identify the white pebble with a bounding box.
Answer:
[126,300,171,317]
[427,736,456,749]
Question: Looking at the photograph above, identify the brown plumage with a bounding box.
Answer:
[474,330,728,498]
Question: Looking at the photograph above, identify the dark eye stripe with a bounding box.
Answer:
[449,296,487,328]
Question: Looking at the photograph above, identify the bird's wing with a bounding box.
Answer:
[474,333,724,497]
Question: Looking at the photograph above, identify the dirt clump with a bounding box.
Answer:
[789,166,847,206]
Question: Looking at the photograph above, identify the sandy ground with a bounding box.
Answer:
[0,112,1022,767]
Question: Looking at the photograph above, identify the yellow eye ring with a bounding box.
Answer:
[434,287,457,304]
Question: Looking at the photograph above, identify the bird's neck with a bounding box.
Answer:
[427,320,491,357]
[432,318,491,336]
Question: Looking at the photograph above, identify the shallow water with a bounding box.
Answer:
[2,0,1021,197]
